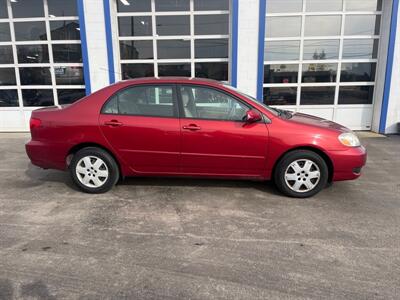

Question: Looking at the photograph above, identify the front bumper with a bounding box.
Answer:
[329,146,367,181]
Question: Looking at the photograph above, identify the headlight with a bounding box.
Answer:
[338,132,361,147]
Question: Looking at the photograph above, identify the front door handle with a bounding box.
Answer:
[182,124,201,131]
[104,120,123,127]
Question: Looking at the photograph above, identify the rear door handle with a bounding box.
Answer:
[182,124,201,131]
[104,120,123,127]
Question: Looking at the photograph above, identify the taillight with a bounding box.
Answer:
[30,117,42,130]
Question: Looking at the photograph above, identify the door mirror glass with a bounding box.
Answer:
[245,109,262,123]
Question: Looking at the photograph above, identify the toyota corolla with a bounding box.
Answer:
[26,77,367,198]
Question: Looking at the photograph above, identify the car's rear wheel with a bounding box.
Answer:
[274,150,328,198]
[70,147,119,193]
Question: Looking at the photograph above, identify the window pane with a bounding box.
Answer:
[0,46,14,64]
[195,62,228,81]
[52,44,82,63]
[11,0,44,18]
[345,15,380,35]
[180,86,248,121]
[303,40,340,60]
[120,41,153,59]
[157,40,190,59]
[19,67,51,85]
[342,39,379,59]
[264,41,300,61]
[0,23,11,42]
[194,15,229,35]
[0,0,7,18]
[155,0,189,11]
[156,16,190,36]
[118,16,152,37]
[264,64,299,83]
[54,66,84,85]
[158,63,190,76]
[306,0,342,11]
[267,0,302,13]
[17,45,49,63]
[117,0,151,12]
[22,89,54,106]
[338,86,374,104]
[300,87,335,105]
[0,68,16,85]
[48,0,77,16]
[264,87,297,105]
[0,90,18,107]
[346,0,382,11]
[305,16,341,36]
[14,22,47,41]
[194,0,229,11]
[121,63,154,79]
[50,21,80,40]
[302,63,337,83]
[195,39,228,58]
[118,86,175,117]
[266,17,301,38]
[57,89,86,104]
[341,63,376,82]
[102,95,118,114]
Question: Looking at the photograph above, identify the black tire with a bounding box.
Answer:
[70,147,119,193]
[274,150,329,198]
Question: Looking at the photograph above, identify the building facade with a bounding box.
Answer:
[0,0,399,133]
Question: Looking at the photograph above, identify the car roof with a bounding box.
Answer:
[119,77,224,86]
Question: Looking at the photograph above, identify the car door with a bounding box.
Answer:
[178,84,269,177]
[99,84,181,174]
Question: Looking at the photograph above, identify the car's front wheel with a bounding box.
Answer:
[70,147,119,193]
[274,150,329,198]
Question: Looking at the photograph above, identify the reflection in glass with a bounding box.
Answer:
[155,0,189,11]
[19,67,52,85]
[48,0,77,16]
[302,63,337,83]
[157,40,190,59]
[50,21,80,40]
[340,63,376,82]
[0,0,7,18]
[117,0,151,12]
[52,44,82,63]
[54,67,84,85]
[194,15,229,35]
[303,40,340,60]
[11,0,44,18]
[306,0,342,11]
[194,0,229,11]
[0,68,16,85]
[305,16,341,36]
[301,87,335,105]
[0,46,13,64]
[267,0,302,13]
[57,89,86,104]
[22,89,54,106]
[264,87,297,105]
[156,16,190,36]
[343,39,379,59]
[122,64,154,79]
[195,39,228,58]
[264,41,300,61]
[345,15,380,35]
[338,86,374,104]
[195,62,228,81]
[346,0,382,11]
[14,22,47,41]
[17,45,49,63]
[0,90,18,107]
[0,23,11,42]
[264,64,299,84]
[120,41,153,60]
[118,16,152,36]
[266,17,301,38]
[159,63,191,77]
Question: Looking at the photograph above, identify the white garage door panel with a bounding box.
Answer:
[335,107,373,131]
[0,110,26,131]
[297,108,334,121]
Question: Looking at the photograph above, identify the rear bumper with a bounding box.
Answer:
[25,140,67,170]
[329,146,367,181]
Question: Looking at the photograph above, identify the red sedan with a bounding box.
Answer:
[26,77,366,198]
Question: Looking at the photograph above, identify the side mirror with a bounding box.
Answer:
[244,109,262,123]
